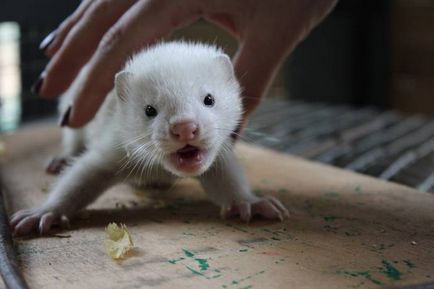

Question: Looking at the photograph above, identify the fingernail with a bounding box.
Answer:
[39,30,57,51]
[59,106,72,127]
[31,73,44,95]
[230,124,241,141]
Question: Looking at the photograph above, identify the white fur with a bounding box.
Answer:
[10,42,288,235]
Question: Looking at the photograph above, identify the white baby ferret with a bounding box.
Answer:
[11,41,288,235]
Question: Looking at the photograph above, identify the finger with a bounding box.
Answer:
[66,0,201,128]
[232,0,338,125]
[43,0,94,56]
[233,33,293,125]
[40,0,137,97]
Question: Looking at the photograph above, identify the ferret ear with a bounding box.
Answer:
[114,71,133,101]
[214,54,235,80]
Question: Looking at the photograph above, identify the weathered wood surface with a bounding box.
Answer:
[0,123,433,289]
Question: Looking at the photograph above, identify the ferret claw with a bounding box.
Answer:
[46,156,69,175]
[10,208,68,236]
[222,196,289,222]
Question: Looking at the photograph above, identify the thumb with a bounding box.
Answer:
[233,34,293,125]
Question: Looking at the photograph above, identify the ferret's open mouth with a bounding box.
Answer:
[170,145,205,172]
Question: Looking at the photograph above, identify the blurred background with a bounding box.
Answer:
[1,0,434,130]
[0,0,433,191]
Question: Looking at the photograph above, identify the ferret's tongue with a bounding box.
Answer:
[173,145,203,172]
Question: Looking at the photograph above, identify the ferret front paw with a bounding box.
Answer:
[46,156,71,175]
[221,196,289,223]
[10,207,70,236]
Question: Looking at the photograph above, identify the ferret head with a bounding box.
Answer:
[114,42,242,177]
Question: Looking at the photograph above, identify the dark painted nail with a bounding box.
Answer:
[39,30,57,51]
[230,131,237,142]
[59,106,72,127]
[31,74,44,95]
[230,124,242,142]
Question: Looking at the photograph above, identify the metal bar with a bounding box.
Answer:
[0,175,30,289]
[418,170,434,192]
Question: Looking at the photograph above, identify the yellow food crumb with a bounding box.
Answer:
[104,223,134,259]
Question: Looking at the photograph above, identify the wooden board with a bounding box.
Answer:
[0,123,433,289]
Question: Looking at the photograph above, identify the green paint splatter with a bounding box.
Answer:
[169,249,219,279]
[403,260,415,268]
[176,249,210,273]
[323,216,341,222]
[195,258,209,271]
[183,249,195,258]
[252,189,263,196]
[339,259,403,286]
[339,270,383,285]
[186,265,206,277]
[379,260,402,280]
[354,185,362,193]
[239,286,252,289]
[239,249,248,252]
[185,264,220,279]
[278,188,288,194]
[168,257,185,264]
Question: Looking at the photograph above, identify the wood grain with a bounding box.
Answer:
[0,123,433,289]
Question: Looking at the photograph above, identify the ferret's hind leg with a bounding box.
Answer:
[46,128,85,175]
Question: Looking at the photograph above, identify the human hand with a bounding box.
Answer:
[36,0,337,128]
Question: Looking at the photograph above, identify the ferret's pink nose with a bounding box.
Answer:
[170,121,199,142]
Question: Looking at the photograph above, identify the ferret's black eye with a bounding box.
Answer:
[203,94,215,107]
[145,105,157,117]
